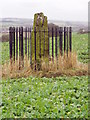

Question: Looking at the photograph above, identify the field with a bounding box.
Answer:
[0,33,88,64]
[0,32,89,118]
[1,76,88,118]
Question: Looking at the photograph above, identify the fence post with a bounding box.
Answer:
[34,27,36,70]
[25,27,27,56]
[21,27,23,62]
[60,27,63,56]
[28,27,29,59]
[30,28,32,68]
[9,27,13,68]
[52,27,54,61]
[48,27,50,61]
[9,26,72,71]
[9,27,12,60]
[64,27,66,54]
[69,27,72,52]
[11,27,15,62]
[55,28,57,58]
[19,27,21,69]
[19,27,20,69]
[13,27,15,62]
[16,27,18,61]
[19,27,24,69]
[67,27,68,57]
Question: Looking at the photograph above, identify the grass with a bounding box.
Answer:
[0,32,89,118]
[72,33,88,63]
[2,52,88,79]
[0,32,88,64]
[1,33,88,78]
[0,42,9,64]
[1,76,88,118]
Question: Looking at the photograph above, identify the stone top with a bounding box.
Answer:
[33,12,48,28]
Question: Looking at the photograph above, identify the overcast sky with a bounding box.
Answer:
[0,0,89,21]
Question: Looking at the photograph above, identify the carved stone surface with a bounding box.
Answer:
[31,13,48,69]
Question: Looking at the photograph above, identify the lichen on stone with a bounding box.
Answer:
[31,12,49,69]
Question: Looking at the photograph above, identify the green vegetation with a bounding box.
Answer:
[0,33,88,64]
[1,33,88,118]
[1,42,9,64]
[1,76,88,118]
[72,33,88,63]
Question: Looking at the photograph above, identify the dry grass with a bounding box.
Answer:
[41,52,87,71]
[2,56,32,79]
[2,52,88,79]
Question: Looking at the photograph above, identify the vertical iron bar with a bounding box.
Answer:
[21,27,23,62]
[52,27,54,61]
[34,27,36,70]
[16,27,18,61]
[19,27,20,57]
[19,27,23,69]
[55,28,58,69]
[48,27,50,60]
[69,27,72,52]
[12,27,14,61]
[13,27,15,62]
[60,27,63,56]
[25,27,27,56]
[67,27,68,57]
[30,28,32,67]
[9,27,12,60]
[11,27,14,62]
[55,28,57,58]
[28,27,29,59]
[64,27,66,53]
[59,29,60,53]
[19,27,21,69]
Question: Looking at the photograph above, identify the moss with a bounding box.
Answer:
[31,13,49,69]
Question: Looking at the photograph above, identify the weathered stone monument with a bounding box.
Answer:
[31,12,49,69]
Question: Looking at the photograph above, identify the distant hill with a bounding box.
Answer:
[0,18,88,33]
